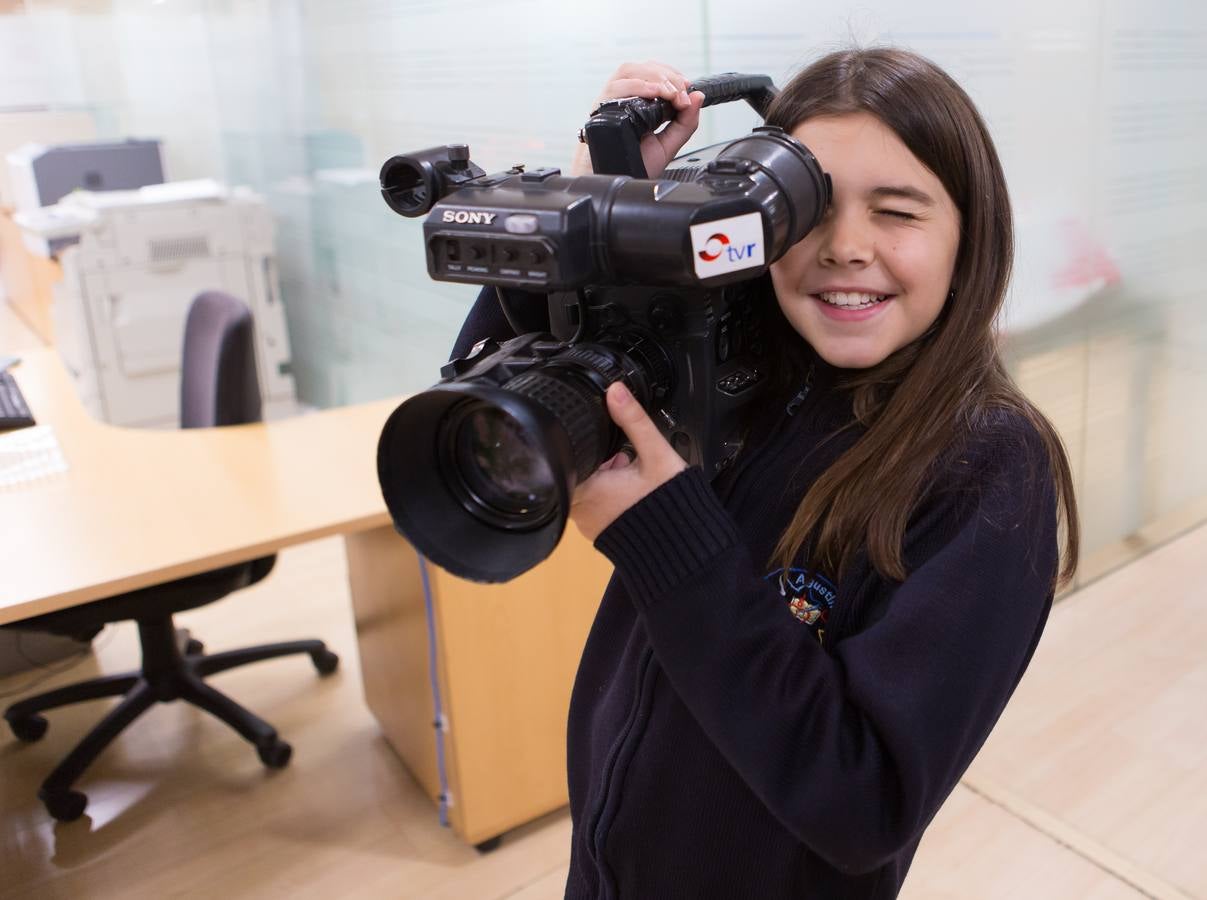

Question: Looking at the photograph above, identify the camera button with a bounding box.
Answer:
[505,214,540,234]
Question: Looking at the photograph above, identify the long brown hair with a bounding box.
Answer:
[763,48,1079,588]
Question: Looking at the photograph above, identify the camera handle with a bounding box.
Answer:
[581,72,778,179]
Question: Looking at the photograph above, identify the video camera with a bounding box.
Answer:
[376,73,831,582]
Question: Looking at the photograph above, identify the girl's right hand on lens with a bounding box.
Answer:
[570,61,706,178]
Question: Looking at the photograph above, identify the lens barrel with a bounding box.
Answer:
[377,343,638,582]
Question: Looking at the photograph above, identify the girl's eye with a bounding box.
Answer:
[877,209,916,220]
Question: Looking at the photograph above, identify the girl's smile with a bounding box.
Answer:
[810,289,895,321]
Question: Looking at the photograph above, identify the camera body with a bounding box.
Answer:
[377,78,830,582]
[409,154,788,292]
[548,279,768,476]
[437,275,768,481]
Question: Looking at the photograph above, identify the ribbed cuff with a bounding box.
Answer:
[594,467,740,609]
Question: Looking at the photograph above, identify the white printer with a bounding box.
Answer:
[15,179,296,426]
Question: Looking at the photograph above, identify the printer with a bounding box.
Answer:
[15,179,296,427]
[5,138,165,213]
[0,109,100,211]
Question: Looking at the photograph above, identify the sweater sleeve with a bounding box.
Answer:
[593,436,1058,874]
[449,285,551,361]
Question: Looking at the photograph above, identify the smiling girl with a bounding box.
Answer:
[455,47,1079,899]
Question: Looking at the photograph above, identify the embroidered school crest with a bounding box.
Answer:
[765,567,839,643]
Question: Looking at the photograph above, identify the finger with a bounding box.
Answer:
[651,78,680,103]
[610,62,688,98]
[596,449,633,472]
[600,77,665,101]
[617,61,686,86]
[654,92,704,158]
[606,382,670,460]
[612,61,667,81]
[611,448,635,470]
[665,69,689,92]
[642,61,689,92]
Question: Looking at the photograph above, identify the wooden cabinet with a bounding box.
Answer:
[347,524,612,845]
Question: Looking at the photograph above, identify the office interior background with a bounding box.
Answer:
[4,0,1203,587]
[1,0,1205,897]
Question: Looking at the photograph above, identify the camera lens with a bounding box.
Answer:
[377,380,581,583]
[375,342,648,583]
[449,403,557,527]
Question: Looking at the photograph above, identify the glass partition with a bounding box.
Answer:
[2,0,1204,588]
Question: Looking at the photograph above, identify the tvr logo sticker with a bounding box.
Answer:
[697,232,758,263]
[690,212,764,278]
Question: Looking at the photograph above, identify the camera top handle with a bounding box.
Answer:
[581,72,779,180]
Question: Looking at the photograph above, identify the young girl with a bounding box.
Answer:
[458,48,1078,899]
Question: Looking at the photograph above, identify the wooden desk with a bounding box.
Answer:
[1,346,610,846]
[0,346,395,624]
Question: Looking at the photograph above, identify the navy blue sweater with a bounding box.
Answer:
[452,289,1059,899]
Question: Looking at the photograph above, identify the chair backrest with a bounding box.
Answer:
[180,291,263,429]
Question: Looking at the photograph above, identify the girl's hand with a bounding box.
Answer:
[570,382,688,542]
[570,61,706,178]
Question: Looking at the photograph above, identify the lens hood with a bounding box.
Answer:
[376,381,577,582]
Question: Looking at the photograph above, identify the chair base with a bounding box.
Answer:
[3,615,338,822]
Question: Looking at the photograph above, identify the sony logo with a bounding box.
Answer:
[441,210,497,225]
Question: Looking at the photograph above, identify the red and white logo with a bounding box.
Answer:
[690,212,764,279]
[698,232,730,261]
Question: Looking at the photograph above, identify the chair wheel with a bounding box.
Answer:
[8,714,48,742]
[40,788,87,822]
[312,649,339,676]
[257,738,292,769]
[185,638,205,656]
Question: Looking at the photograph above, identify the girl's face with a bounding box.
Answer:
[769,112,962,370]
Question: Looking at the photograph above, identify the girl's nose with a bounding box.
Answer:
[818,209,874,267]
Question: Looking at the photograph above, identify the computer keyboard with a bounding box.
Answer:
[0,370,36,430]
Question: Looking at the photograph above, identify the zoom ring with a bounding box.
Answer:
[554,345,627,386]
[502,370,607,484]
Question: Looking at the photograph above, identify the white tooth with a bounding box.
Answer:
[820,291,884,307]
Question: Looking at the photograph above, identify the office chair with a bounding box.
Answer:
[2,291,339,822]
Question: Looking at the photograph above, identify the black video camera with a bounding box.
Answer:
[376,73,830,582]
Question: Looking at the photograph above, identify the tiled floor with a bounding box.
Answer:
[2,525,1204,898]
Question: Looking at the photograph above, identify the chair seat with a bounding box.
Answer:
[6,556,276,636]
